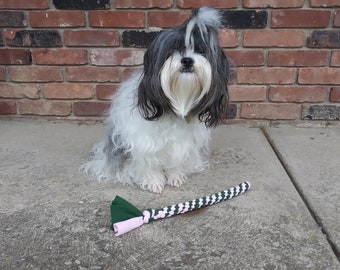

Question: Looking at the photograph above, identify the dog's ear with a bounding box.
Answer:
[137,43,172,121]
[137,74,169,121]
[137,28,186,121]
[196,48,229,128]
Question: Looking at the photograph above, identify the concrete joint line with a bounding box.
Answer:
[260,127,340,262]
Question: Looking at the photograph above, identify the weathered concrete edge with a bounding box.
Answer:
[261,127,340,261]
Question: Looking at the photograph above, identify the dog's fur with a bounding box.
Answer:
[82,7,229,193]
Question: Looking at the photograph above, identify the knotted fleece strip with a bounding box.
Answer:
[111,181,251,236]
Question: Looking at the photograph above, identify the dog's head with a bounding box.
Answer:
[138,7,229,127]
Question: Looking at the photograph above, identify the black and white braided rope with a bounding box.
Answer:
[142,181,250,223]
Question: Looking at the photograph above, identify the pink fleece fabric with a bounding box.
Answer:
[113,216,144,236]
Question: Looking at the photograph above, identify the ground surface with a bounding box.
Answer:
[0,120,339,269]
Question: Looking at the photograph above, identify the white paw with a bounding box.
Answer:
[147,182,165,194]
[167,172,187,188]
[140,174,166,193]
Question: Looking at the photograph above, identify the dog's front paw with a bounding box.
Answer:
[140,175,165,193]
[141,182,164,193]
[148,182,165,193]
[167,172,187,188]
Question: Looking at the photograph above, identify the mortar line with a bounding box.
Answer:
[260,127,340,262]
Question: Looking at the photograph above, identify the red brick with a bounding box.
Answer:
[8,67,62,82]
[43,84,94,99]
[272,10,330,28]
[237,67,296,84]
[330,87,340,102]
[177,0,237,8]
[89,11,145,28]
[96,84,119,100]
[64,30,120,47]
[33,49,87,65]
[66,67,120,83]
[330,50,340,66]
[310,0,340,7]
[229,85,266,101]
[115,0,173,8]
[240,103,299,120]
[334,10,340,27]
[225,50,264,67]
[0,67,5,81]
[299,68,340,84]
[244,30,305,47]
[148,11,191,28]
[0,0,48,9]
[74,101,110,116]
[268,50,328,67]
[219,29,239,48]
[19,100,71,116]
[90,49,144,66]
[243,0,303,8]
[0,49,31,65]
[269,86,327,103]
[0,101,16,115]
[29,11,85,28]
[0,83,40,99]
[121,67,143,81]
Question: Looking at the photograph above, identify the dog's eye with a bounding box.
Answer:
[195,50,206,56]
[194,46,206,56]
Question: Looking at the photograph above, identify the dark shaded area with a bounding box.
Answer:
[222,10,267,29]
[6,30,62,47]
[53,0,110,10]
[303,105,340,120]
[306,30,340,48]
[0,11,26,27]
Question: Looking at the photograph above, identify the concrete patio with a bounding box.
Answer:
[0,120,339,269]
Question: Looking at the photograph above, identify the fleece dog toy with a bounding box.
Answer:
[111,181,250,236]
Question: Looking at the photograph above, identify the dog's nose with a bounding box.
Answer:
[181,57,194,68]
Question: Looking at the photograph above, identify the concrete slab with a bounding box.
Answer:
[265,126,340,256]
[0,120,338,269]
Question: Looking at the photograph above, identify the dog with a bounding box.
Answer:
[82,7,229,193]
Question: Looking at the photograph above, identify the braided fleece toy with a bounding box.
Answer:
[111,181,250,236]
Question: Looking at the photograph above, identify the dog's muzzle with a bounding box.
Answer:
[180,57,194,73]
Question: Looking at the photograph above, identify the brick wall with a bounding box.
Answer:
[0,0,339,124]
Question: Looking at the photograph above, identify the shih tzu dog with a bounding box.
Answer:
[82,7,229,193]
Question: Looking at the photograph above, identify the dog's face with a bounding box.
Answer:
[138,7,229,127]
[160,51,212,119]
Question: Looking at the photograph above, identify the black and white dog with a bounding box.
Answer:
[82,7,229,193]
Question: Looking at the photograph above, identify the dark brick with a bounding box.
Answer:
[0,34,4,46]
[122,30,162,48]
[306,30,340,48]
[74,101,110,116]
[53,0,110,10]
[226,103,237,119]
[6,30,62,47]
[222,10,267,29]
[0,11,27,27]
[302,105,340,120]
